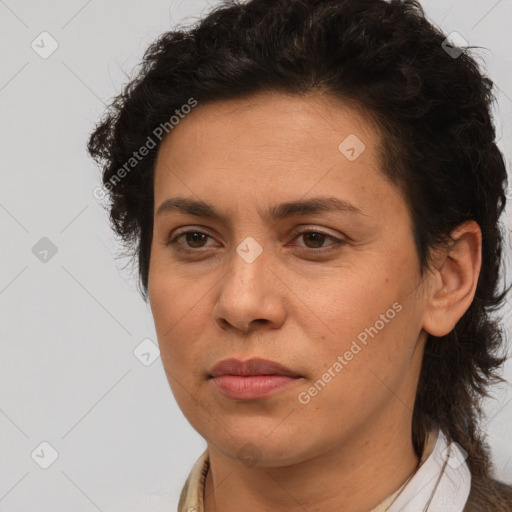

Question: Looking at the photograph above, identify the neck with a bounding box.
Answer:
[204,412,421,512]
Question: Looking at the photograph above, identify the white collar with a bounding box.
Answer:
[387,427,471,512]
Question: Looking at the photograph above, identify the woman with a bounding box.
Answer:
[88,0,512,510]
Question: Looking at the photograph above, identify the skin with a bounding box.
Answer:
[147,91,481,512]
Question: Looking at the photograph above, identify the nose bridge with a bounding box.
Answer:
[214,233,286,331]
[227,234,268,294]
[235,234,266,265]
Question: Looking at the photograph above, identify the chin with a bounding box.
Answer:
[203,427,317,468]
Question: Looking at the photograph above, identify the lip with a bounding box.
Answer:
[209,358,302,400]
[210,357,300,378]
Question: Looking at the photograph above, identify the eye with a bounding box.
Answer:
[166,228,345,253]
[166,230,215,250]
[290,229,345,251]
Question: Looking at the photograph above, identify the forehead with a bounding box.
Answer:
[151,91,406,224]
[161,91,379,149]
[154,91,383,180]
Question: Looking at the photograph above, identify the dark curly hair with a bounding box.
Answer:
[87,0,512,507]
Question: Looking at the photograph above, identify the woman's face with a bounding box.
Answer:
[148,91,432,467]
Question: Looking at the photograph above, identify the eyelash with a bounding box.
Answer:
[166,229,346,254]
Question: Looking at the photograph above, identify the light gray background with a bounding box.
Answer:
[1,1,511,510]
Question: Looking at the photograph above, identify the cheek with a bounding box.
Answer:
[148,260,211,371]
[148,249,188,332]
[298,324,411,431]
[308,272,415,390]
[148,261,189,368]
[319,269,390,327]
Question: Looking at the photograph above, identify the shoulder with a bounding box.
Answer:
[463,476,512,512]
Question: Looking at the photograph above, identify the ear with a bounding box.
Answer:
[422,220,482,337]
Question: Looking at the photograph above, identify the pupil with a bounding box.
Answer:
[306,233,324,248]
[187,233,206,247]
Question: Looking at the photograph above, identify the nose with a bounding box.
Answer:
[213,243,287,335]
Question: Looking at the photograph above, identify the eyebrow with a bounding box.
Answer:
[156,195,365,222]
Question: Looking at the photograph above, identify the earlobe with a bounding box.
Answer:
[422,220,482,338]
